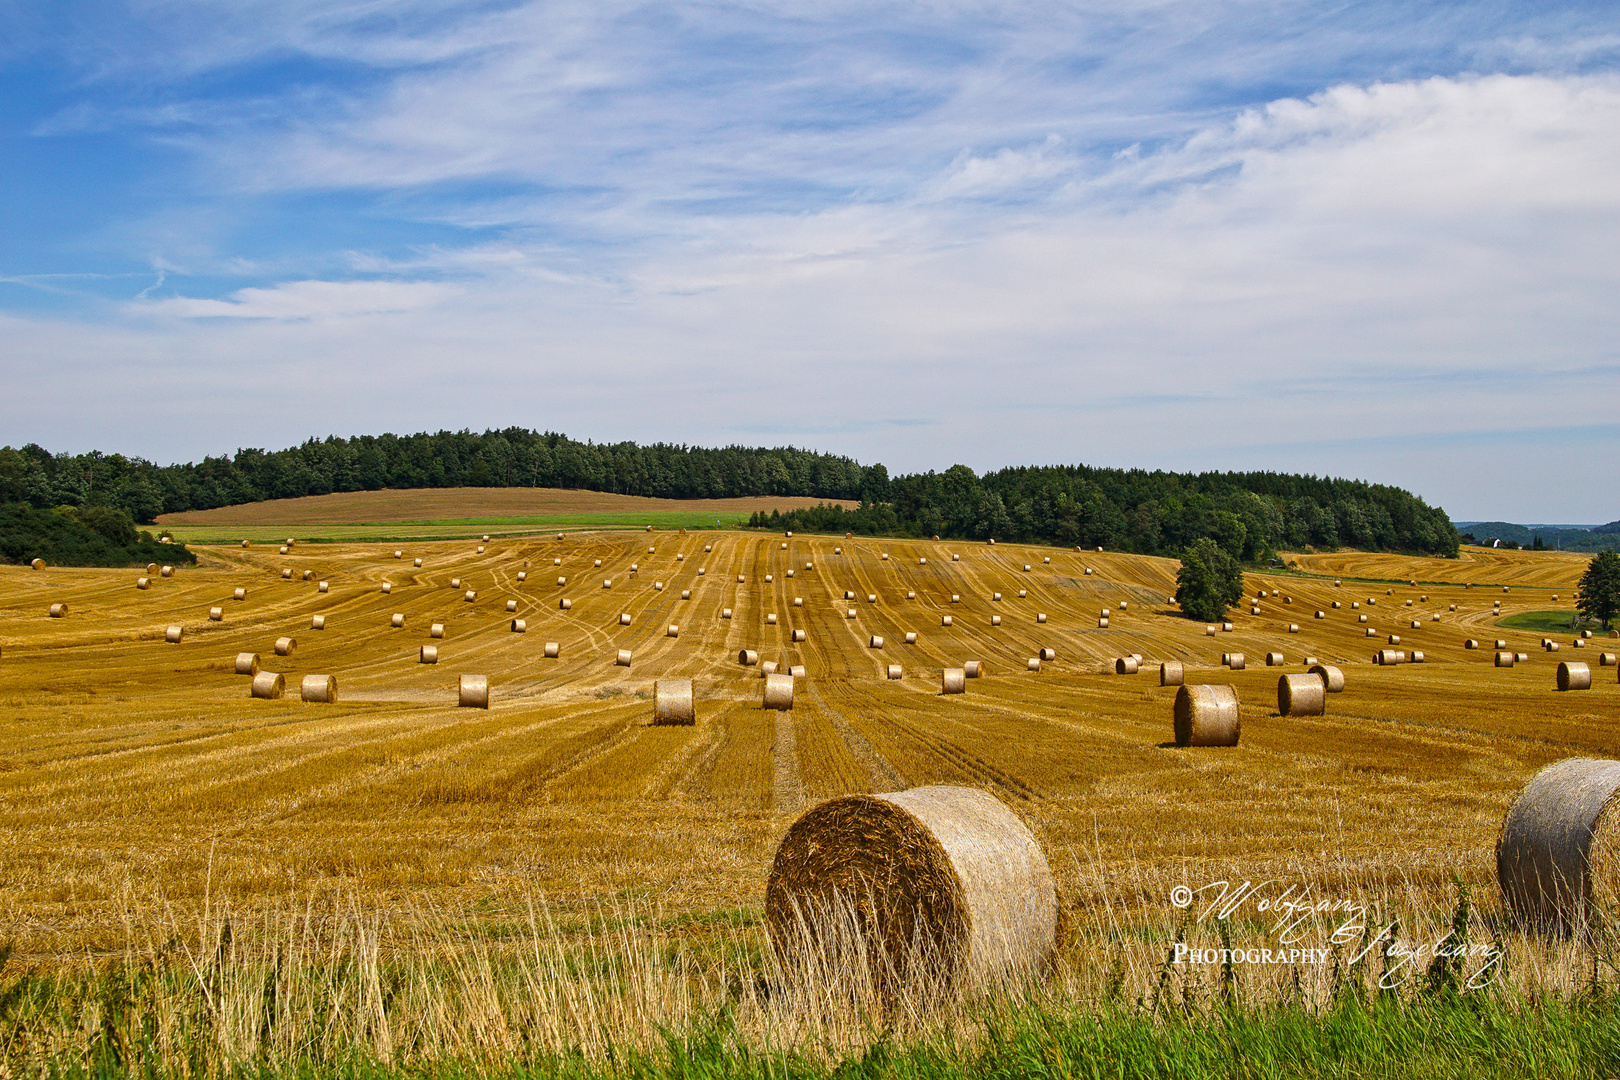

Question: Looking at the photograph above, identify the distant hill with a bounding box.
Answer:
[1455,520,1620,553]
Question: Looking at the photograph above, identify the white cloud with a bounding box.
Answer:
[131,279,460,320]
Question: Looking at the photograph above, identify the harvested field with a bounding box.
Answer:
[0,535,1610,1006]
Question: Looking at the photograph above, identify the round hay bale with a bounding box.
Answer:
[1160,661,1184,687]
[560,599,572,610]
[881,553,889,561]
[991,615,1002,626]
[1278,674,1325,716]
[1026,658,1040,672]
[507,618,526,633]
[302,570,314,582]
[1309,664,1344,693]
[1174,685,1240,746]
[723,608,733,619]
[619,613,631,625]
[1289,624,1300,633]
[1333,601,1341,609]
[544,641,560,658]
[1600,653,1617,667]
[765,786,1054,994]
[943,667,967,693]
[654,679,695,725]
[759,659,777,676]
[1558,662,1593,692]
[1410,620,1421,630]
[1315,611,1325,619]
[766,575,773,583]
[430,623,445,639]
[792,628,806,643]
[655,581,664,591]
[1496,639,1508,649]
[950,594,961,604]
[793,597,802,607]
[250,671,284,699]
[1037,613,1048,624]
[209,607,223,621]
[698,568,706,576]
[1222,622,1234,632]
[867,593,877,604]
[1115,656,1139,675]
[740,649,759,666]
[919,557,927,565]
[1517,652,1530,662]
[1375,649,1402,665]
[603,579,613,589]
[414,558,423,567]
[704,545,712,553]
[905,632,917,644]
[394,550,403,559]
[391,613,405,628]
[790,665,806,678]
[615,649,632,668]
[1023,564,1031,572]
[869,635,884,649]
[1411,651,1426,663]
[886,664,903,680]
[459,674,490,709]
[311,614,326,631]
[450,578,461,589]
[963,660,983,679]
[1226,653,1245,670]
[1265,652,1284,666]
[235,652,261,675]
[517,571,527,582]
[279,547,289,556]
[382,583,393,594]
[767,613,778,625]
[1497,758,1620,937]
[240,540,250,549]
[681,590,691,600]
[1097,617,1109,628]
[557,576,567,586]
[1220,652,1230,666]
[763,672,794,710]
[163,625,183,644]
[665,624,679,638]
[477,547,485,555]
[1206,626,1216,636]
[594,559,603,568]
[274,636,296,657]
[506,599,519,612]
[301,675,337,703]
[1039,648,1056,662]
[137,577,151,590]
[420,645,439,664]
[941,615,953,627]
[787,569,794,577]
[161,566,173,578]
[952,554,960,561]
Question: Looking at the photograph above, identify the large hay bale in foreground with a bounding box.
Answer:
[654,679,695,724]
[765,785,1056,996]
[1558,662,1592,692]
[1278,674,1325,717]
[1309,664,1345,693]
[1497,758,1620,937]
[250,671,284,699]
[1160,661,1184,686]
[300,675,337,703]
[1174,685,1240,746]
[763,672,794,710]
[459,675,489,709]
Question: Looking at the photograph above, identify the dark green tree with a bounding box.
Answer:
[1577,550,1620,630]
[1175,537,1245,622]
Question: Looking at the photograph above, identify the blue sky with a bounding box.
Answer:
[2,1,1618,521]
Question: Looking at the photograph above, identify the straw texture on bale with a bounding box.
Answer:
[1160,661,1184,686]
[620,613,631,625]
[1278,674,1326,717]
[164,625,183,644]
[311,614,326,630]
[1039,647,1056,662]
[1226,653,1245,670]
[250,671,284,699]
[740,649,758,666]
[235,652,259,676]
[300,675,337,703]
[1558,662,1592,692]
[1496,758,1620,937]
[429,623,445,638]
[506,599,519,612]
[1115,656,1139,675]
[765,785,1055,995]
[616,649,632,667]
[963,661,982,678]
[887,664,903,680]
[1496,651,1515,667]
[49,602,68,618]
[318,581,329,593]
[274,636,296,657]
[763,672,794,710]
[31,558,45,569]
[560,599,572,610]
[869,635,884,649]
[209,607,223,621]
[790,665,806,678]
[544,642,560,658]
[1266,652,1284,666]
[391,613,405,628]
[1174,684,1241,747]
[654,679,695,725]
[1601,653,1617,667]
[1309,664,1345,693]
[942,668,966,693]
[420,645,439,664]
[459,674,490,709]
[137,577,150,590]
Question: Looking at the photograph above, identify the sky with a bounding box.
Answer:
[1,1,1618,523]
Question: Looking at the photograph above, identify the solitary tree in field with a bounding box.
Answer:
[1176,537,1245,623]
[1577,550,1620,630]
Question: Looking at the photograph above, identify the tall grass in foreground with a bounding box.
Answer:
[3,870,1620,1079]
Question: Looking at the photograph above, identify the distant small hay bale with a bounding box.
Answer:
[991,615,1002,626]
[458,674,490,709]
[1517,652,1530,662]
[1315,611,1325,619]
[517,572,527,582]
[723,608,733,619]
[508,618,527,633]
[1410,620,1422,630]
[835,547,842,555]
[905,632,917,644]
[161,565,173,577]
[209,606,223,621]
[881,553,889,561]
[951,594,961,604]
[302,570,314,582]
[164,625,183,643]
[477,547,485,554]
[1226,653,1246,670]
[963,660,983,679]
[1304,654,1318,666]
[1600,653,1617,667]
[603,579,613,589]
[274,636,296,657]
[704,545,713,553]
[1411,651,1426,663]
[594,559,603,568]
[1265,652,1284,666]
[137,577,151,589]
[301,674,337,703]
[941,615,953,627]
[1023,564,1031,572]
[464,590,477,603]
[1115,656,1139,675]
[241,540,250,549]
[944,667,968,692]
[1174,685,1240,746]
[394,550,403,559]
[279,547,289,555]
[414,558,423,567]
[235,652,262,676]
[654,679,695,725]
[1332,601,1341,609]
[318,581,329,593]
[1222,622,1234,632]
[560,598,573,610]
[763,672,795,710]
[1465,639,1479,649]
[792,665,808,680]
[681,589,691,600]
[544,641,561,659]
[907,590,916,600]
[505,599,519,612]
[311,614,326,630]
[31,557,47,570]
[870,635,884,649]
[867,593,877,603]
[919,557,927,565]
[1084,567,1093,575]
[1334,580,1341,587]
[1160,661,1185,686]
[793,597,803,607]
[786,569,794,577]
[1026,657,1040,672]
[381,582,393,595]
[557,576,567,586]
[887,664,903,680]
[993,593,1002,602]
[793,629,806,642]
[430,623,445,638]
[1101,608,1111,617]
[281,568,293,580]
[765,785,1054,995]
[952,554,960,561]
[698,568,706,576]
[1278,674,1325,717]
[391,613,405,628]
[1359,615,1369,623]
[740,649,759,666]
[250,671,285,699]
[1497,758,1620,937]
[1558,662,1592,691]
[762,662,779,676]
[1309,664,1345,693]
[1374,649,1401,665]
[615,649,633,667]
[1289,624,1300,633]
[1039,647,1056,662]
[620,613,632,625]
[1097,617,1109,628]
